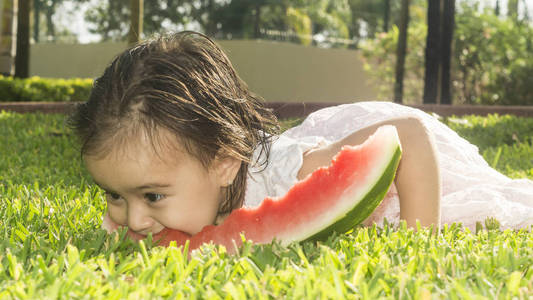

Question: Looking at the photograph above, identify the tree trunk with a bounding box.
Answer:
[521,0,529,22]
[205,0,217,36]
[44,3,55,40]
[349,5,361,48]
[383,0,390,32]
[423,0,441,104]
[394,0,410,103]
[128,0,143,45]
[33,0,40,42]
[440,0,455,104]
[494,0,500,16]
[0,0,18,76]
[15,0,30,78]
[254,2,262,39]
[507,0,519,21]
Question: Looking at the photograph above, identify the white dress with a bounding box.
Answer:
[244,101,533,231]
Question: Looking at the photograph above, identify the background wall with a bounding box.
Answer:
[30,40,378,102]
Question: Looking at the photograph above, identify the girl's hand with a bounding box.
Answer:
[298,116,441,232]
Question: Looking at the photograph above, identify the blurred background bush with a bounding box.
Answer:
[0,0,531,105]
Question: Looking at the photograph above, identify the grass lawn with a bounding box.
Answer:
[0,111,532,299]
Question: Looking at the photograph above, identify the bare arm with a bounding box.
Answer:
[297,116,441,231]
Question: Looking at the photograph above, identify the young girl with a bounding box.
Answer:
[69,31,532,240]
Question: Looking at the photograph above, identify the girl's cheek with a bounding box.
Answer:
[107,205,128,228]
[102,211,120,232]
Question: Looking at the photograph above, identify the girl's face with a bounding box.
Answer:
[83,132,241,236]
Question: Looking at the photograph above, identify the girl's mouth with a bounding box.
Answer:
[126,228,146,241]
[126,227,169,241]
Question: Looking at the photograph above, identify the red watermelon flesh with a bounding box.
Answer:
[126,125,402,253]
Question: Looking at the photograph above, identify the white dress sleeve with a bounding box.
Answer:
[244,134,327,208]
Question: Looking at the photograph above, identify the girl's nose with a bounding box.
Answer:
[127,201,154,234]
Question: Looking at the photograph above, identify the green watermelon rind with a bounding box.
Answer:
[304,146,402,242]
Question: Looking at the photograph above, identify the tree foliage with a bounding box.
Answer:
[27,0,434,49]
[33,0,79,43]
[83,0,190,41]
[75,0,407,48]
[454,4,533,105]
[22,0,533,105]
[361,2,533,105]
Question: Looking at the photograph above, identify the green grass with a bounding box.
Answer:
[0,111,532,299]
[442,114,533,179]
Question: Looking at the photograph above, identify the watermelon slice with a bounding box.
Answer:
[127,125,402,252]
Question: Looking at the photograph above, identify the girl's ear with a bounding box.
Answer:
[213,155,242,187]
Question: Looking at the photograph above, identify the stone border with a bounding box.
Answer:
[0,102,79,114]
[260,102,533,118]
[1,101,533,118]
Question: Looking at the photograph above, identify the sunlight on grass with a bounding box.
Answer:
[442,114,533,180]
[0,111,532,298]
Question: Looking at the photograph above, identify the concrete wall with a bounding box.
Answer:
[30,40,378,102]
[30,42,126,80]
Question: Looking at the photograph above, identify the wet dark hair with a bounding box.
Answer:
[68,31,279,216]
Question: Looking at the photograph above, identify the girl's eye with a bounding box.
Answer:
[106,192,122,201]
[145,193,164,203]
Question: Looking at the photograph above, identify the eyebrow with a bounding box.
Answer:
[93,181,171,192]
[134,183,172,190]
